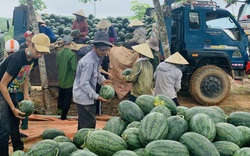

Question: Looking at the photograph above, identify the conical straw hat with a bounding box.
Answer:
[73,9,87,18]
[36,15,44,23]
[128,19,144,27]
[132,43,153,59]
[164,52,189,65]
[96,19,112,29]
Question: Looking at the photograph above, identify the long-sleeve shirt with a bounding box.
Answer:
[127,26,148,44]
[56,47,77,88]
[39,24,57,43]
[154,62,182,99]
[72,20,88,39]
[73,50,105,105]
[125,58,153,97]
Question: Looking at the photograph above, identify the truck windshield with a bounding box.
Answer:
[238,3,250,21]
[206,14,237,29]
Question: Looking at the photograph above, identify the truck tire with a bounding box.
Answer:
[189,65,230,105]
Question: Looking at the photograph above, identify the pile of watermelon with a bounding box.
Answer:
[40,13,155,45]
[12,94,250,156]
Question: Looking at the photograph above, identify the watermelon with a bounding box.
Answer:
[185,106,227,123]
[99,85,115,100]
[150,106,171,118]
[121,128,143,150]
[145,140,190,156]
[215,122,243,147]
[86,130,127,156]
[42,128,65,140]
[53,135,72,143]
[103,117,127,136]
[11,150,25,156]
[58,142,77,156]
[135,95,155,114]
[133,148,146,156]
[227,111,250,128]
[71,29,80,38]
[112,150,137,156]
[165,116,188,141]
[213,141,240,156]
[18,100,35,117]
[189,113,216,141]
[26,139,61,156]
[126,121,140,129]
[154,94,177,115]
[176,106,189,117]
[69,149,98,156]
[73,128,94,149]
[180,132,220,156]
[122,68,132,76]
[118,100,145,123]
[139,112,169,144]
[234,147,250,156]
[237,126,250,147]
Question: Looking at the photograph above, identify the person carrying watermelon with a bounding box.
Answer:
[123,43,154,102]
[73,31,112,130]
[154,52,189,106]
[37,15,57,43]
[0,34,50,156]
[71,9,89,44]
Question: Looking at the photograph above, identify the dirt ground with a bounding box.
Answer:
[30,77,250,117]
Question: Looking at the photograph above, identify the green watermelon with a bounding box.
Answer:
[42,128,65,140]
[118,100,145,123]
[176,106,189,117]
[126,121,141,129]
[11,150,25,156]
[121,128,143,150]
[112,150,137,156]
[139,112,169,144]
[69,149,98,156]
[26,139,61,156]
[135,95,155,114]
[53,135,72,143]
[73,128,94,149]
[86,130,127,156]
[180,132,220,156]
[234,147,250,156]
[165,116,188,141]
[133,148,146,156]
[150,106,171,118]
[103,117,127,136]
[58,142,77,156]
[18,100,35,117]
[213,141,240,156]
[99,85,115,100]
[122,68,132,76]
[154,94,177,115]
[227,111,250,128]
[145,140,190,156]
[237,126,250,147]
[189,113,216,141]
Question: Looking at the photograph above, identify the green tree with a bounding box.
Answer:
[131,0,151,19]
[78,0,101,17]
[19,0,46,11]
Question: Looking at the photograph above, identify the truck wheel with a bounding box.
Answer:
[189,65,230,105]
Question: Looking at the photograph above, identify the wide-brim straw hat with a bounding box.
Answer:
[73,9,87,18]
[164,52,189,65]
[96,19,112,29]
[128,19,144,27]
[36,15,44,23]
[146,38,159,51]
[132,43,153,59]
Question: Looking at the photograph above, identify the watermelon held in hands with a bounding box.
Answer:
[99,85,115,100]
[18,100,35,117]
[122,69,132,76]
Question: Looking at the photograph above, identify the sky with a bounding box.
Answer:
[0,0,242,19]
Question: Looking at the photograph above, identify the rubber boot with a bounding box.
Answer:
[21,117,28,130]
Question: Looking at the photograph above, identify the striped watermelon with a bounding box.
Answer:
[118,100,145,123]
[86,130,127,156]
[154,94,177,115]
[69,149,98,156]
[99,85,115,100]
[237,126,250,147]
[133,148,146,156]
[126,121,141,129]
[150,105,171,118]
[139,112,169,144]
[213,141,240,156]
[58,142,77,156]
[145,140,190,156]
[103,117,127,136]
[165,116,188,141]
[176,106,189,117]
[215,122,243,147]
[189,113,216,141]
[180,132,220,156]
[121,128,143,150]
[234,147,250,156]
[227,111,250,128]
[112,150,137,156]
[73,128,95,149]
[135,95,155,114]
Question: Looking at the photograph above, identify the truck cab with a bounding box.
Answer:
[166,1,249,105]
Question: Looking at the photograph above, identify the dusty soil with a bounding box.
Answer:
[30,78,250,117]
